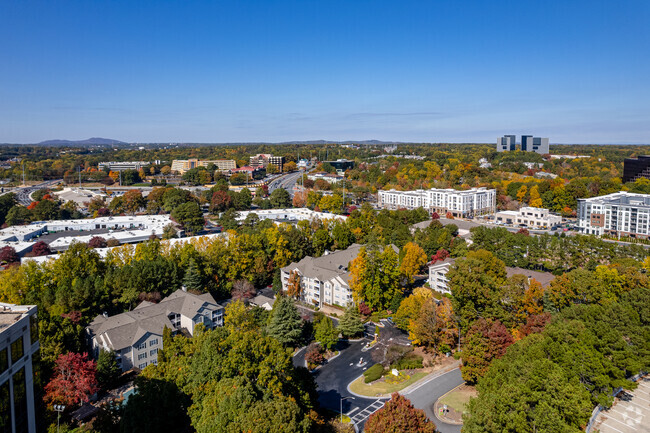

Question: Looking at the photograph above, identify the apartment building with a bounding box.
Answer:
[378,187,496,218]
[577,191,650,238]
[1,303,39,433]
[281,244,395,308]
[170,159,237,174]
[86,290,224,372]
[249,154,284,171]
[428,259,555,294]
[495,207,562,228]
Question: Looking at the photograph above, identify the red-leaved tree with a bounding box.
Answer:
[431,211,440,220]
[88,236,107,249]
[0,246,19,264]
[430,249,449,264]
[44,352,98,406]
[461,318,514,384]
[30,241,52,257]
[365,393,437,433]
[358,301,372,316]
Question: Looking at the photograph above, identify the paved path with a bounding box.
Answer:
[594,377,650,433]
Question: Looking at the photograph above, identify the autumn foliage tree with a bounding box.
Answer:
[0,246,20,264]
[461,318,514,384]
[231,279,256,300]
[286,270,301,299]
[365,393,437,433]
[44,352,98,406]
[399,242,428,285]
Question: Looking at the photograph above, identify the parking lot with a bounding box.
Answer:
[593,377,650,433]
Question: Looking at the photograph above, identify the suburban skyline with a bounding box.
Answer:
[1,0,649,144]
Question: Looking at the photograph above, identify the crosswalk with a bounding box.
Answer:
[349,399,385,425]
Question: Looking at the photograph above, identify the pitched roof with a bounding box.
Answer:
[88,290,223,351]
[505,267,556,287]
[282,244,398,284]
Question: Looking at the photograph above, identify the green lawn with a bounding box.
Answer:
[348,371,428,397]
[439,385,477,414]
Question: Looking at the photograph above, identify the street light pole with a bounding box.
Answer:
[53,404,66,433]
[340,396,355,423]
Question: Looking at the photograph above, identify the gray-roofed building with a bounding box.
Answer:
[86,290,224,372]
[505,267,555,288]
[281,244,397,308]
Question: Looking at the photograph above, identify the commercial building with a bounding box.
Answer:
[497,135,516,152]
[497,135,549,154]
[86,290,224,372]
[249,154,284,171]
[577,191,650,238]
[236,208,347,224]
[378,187,496,218]
[98,161,157,172]
[1,303,40,433]
[324,159,354,175]
[0,215,174,255]
[307,172,345,184]
[170,159,237,174]
[281,244,395,308]
[495,207,562,228]
[622,156,650,183]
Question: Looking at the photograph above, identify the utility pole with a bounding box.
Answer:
[22,163,25,186]
[78,166,81,188]
[119,170,122,187]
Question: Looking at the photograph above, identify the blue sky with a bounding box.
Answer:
[1,0,649,144]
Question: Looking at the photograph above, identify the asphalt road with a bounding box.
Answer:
[268,171,303,197]
[404,368,464,433]
[7,179,62,205]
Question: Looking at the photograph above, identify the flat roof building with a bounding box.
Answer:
[170,159,237,174]
[1,303,39,433]
[578,191,650,238]
[378,187,496,218]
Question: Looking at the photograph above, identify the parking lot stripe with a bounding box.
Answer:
[600,422,625,433]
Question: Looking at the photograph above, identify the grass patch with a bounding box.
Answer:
[349,371,428,397]
[439,385,477,414]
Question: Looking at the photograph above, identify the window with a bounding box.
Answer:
[12,367,27,433]
[138,363,147,370]
[149,338,158,346]
[0,348,7,374]
[138,353,147,360]
[136,342,146,350]
[10,336,24,364]
[0,382,10,433]
[149,349,158,356]
[30,313,39,344]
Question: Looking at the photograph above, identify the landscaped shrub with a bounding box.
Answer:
[364,364,385,383]
[392,352,423,370]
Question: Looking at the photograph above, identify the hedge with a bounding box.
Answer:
[363,364,385,383]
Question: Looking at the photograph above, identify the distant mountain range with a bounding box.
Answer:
[36,137,128,146]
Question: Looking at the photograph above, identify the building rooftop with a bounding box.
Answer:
[580,191,650,207]
[0,303,35,332]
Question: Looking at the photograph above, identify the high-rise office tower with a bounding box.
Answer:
[497,135,516,152]
[521,135,533,152]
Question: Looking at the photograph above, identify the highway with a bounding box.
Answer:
[267,171,303,197]
[4,179,62,205]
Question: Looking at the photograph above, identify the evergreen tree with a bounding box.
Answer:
[338,304,365,338]
[183,259,204,292]
[314,317,338,351]
[96,349,121,389]
[267,297,303,346]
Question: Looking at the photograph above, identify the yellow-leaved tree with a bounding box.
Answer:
[399,242,428,285]
[529,185,543,208]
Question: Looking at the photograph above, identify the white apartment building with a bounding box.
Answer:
[236,208,347,224]
[98,161,157,172]
[378,187,496,218]
[307,172,345,184]
[495,207,562,228]
[577,192,650,238]
[87,290,224,372]
[1,303,39,433]
[428,258,456,294]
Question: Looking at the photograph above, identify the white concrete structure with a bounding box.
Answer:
[1,215,173,254]
[236,208,347,223]
[378,187,496,218]
[53,188,107,209]
[495,207,561,228]
[428,258,455,294]
[307,172,345,184]
[170,159,237,174]
[1,303,39,433]
[578,191,650,238]
[87,290,224,372]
